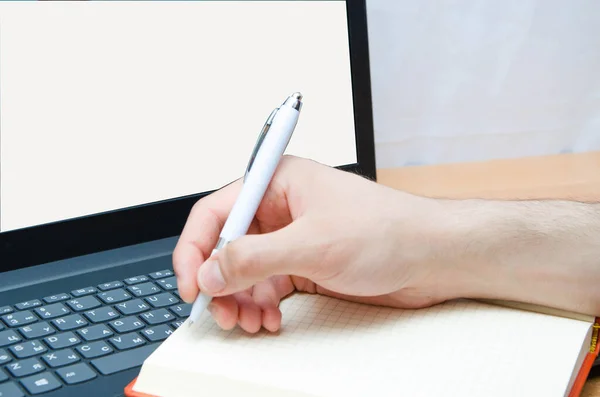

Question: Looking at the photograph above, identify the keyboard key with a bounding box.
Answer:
[6,358,45,377]
[42,293,70,304]
[20,371,61,394]
[34,303,70,320]
[157,276,177,291]
[124,275,149,285]
[108,332,146,350]
[41,348,80,368]
[0,306,13,315]
[51,314,87,331]
[115,299,150,316]
[77,324,113,341]
[18,322,55,339]
[149,270,173,279]
[0,368,7,382]
[98,289,131,304]
[0,330,22,347]
[91,343,159,375]
[66,296,101,312]
[43,332,81,350]
[169,304,191,317]
[171,320,185,329]
[140,309,175,325]
[0,382,24,397]
[0,348,12,364]
[141,324,174,342]
[108,316,145,334]
[1,311,38,328]
[76,341,113,359]
[56,363,97,385]
[97,281,123,291]
[70,287,97,297]
[9,340,46,359]
[127,282,160,297]
[14,300,42,310]
[83,307,119,323]
[145,293,178,308]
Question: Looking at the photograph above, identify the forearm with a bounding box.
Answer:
[436,198,600,316]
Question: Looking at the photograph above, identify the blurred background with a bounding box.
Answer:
[365,0,600,169]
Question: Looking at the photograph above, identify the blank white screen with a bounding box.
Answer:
[0,0,357,232]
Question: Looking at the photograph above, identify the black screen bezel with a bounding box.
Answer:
[0,0,376,272]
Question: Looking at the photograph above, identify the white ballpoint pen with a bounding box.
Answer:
[187,92,303,326]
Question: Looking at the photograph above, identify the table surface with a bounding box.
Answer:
[376,150,600,396]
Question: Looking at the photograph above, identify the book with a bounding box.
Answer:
[125,293,600,397]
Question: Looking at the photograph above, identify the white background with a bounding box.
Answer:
[367,0,600,168]
[0,1,356,231]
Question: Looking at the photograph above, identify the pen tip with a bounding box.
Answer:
[292,92,302,100]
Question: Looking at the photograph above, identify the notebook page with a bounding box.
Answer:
[136,293,593,397]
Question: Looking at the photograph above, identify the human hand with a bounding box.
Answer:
[173,155,456,333]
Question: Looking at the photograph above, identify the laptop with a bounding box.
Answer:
[0,0,376,396]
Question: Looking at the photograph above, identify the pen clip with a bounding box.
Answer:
[244,107,278,183]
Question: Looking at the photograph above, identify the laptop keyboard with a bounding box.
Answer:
[0,269,190,396]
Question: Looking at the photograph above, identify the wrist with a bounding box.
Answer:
[420,198,512,302]
[384,191,474,304]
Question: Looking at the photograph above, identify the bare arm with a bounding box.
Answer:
[432,198,600,317]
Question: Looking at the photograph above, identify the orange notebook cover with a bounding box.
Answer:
[123,308,600,397]
[568,320,600,397]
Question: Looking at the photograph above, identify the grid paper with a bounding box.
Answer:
[144,292,594,397]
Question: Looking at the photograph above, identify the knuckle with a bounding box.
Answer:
[171,241,185,271]
[189,197,207,219]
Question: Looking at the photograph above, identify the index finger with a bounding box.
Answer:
[173,178,242,303]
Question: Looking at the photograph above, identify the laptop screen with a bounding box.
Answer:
[0,0,357,233]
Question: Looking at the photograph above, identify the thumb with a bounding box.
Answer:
[196,220,315,296]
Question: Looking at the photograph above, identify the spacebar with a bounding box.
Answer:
[91,344,160,375]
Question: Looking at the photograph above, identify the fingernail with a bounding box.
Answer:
[198,260,226,293]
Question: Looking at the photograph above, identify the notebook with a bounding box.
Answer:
[124,293,600,397]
